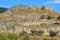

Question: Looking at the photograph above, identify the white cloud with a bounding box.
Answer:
[45,0,60,4]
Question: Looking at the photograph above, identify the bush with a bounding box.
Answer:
[31,30,44,36]
[31,30,37,35]
[40,15,45,19]
[47,16,52,20]
[49,30,58,37]
[37,30,44,36]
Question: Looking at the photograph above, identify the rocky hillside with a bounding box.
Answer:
[0,4,60,34]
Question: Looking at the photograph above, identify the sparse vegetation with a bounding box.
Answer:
[0,31,59,40]
[31,30,44,36]
[40,15,45,19]
[0,5,60,40]
[0,33,17,40]
[19,30,27,37]
[23,35,29,40]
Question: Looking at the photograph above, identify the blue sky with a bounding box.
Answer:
[0,0,60,13]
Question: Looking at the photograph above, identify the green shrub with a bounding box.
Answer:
[47,16,52,20]
[31,30,37,35]
[40,15,45,19]
[37,30,44,36]
[31,30,44,36]
[49,30,58,37]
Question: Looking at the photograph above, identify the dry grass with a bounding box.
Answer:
[18,35,60,40]
[0,33,60,40]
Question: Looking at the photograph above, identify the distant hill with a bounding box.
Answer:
[0,7,8,13]
[0,4,60,34]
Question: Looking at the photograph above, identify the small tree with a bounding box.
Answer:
[49,30,58,37]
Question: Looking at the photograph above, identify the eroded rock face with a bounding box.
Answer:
[0,4,60,34]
